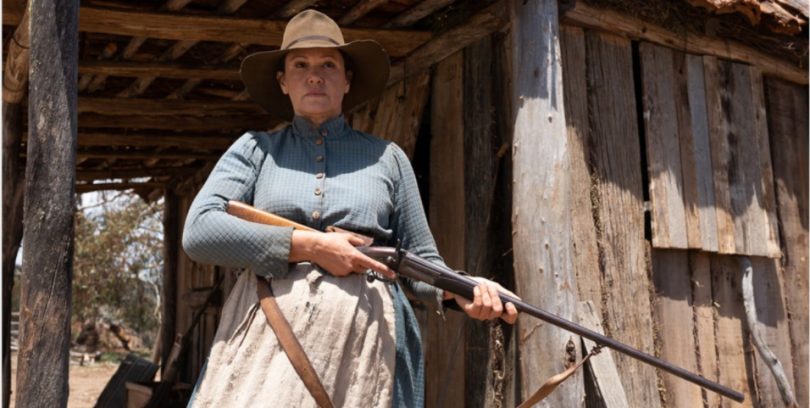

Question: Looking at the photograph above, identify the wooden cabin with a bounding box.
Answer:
[3,0,807,406]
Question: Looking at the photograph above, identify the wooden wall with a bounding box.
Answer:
[560,22,808,408]
[168,21,808,408]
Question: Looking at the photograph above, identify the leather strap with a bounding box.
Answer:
[256,276,335,408]
[516,345,602,408]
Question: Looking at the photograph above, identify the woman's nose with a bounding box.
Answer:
[306,69,324,84]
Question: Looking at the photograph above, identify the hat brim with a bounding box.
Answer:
[240,40,390,119]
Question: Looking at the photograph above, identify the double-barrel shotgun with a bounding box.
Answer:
[226,200,745,403]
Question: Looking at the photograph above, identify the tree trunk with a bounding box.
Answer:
[508,0,582,406]
[15,0,78,406]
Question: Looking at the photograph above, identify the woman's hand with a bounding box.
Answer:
[290,230,395,279]
[447,277,519,324]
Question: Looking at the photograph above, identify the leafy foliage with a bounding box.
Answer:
[73,191,163,348]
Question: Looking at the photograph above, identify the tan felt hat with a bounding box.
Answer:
[240,9,390,119]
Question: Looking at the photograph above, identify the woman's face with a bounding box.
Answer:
[277,48,352,124]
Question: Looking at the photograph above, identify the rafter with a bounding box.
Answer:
[78,132,234,148]
[76,181,165,193]
[76,149,222,160]
[78,113,274,131]
[384,0,455,28]
[79,60,241,81]
[77,165,203,181]
[78,97,264,116]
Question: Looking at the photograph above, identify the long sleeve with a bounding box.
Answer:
[388,144,446,305]
[182,132,295,278]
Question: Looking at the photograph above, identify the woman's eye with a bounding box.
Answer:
[294,61,307,68]
[323,61,336,68]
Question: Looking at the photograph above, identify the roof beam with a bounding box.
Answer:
[76,182,164,193]
[69,6,431,57]
[78,132,234,148]
[78,97,264,116]
[79,60,241,81]
[78,113,275,131]
[76,149,222,160]
[77,165,203,181]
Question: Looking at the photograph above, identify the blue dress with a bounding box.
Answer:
[183,115,448,407]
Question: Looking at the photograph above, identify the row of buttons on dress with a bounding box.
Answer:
[312,128,328,221]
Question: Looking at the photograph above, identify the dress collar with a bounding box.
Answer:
[291,115,349,139]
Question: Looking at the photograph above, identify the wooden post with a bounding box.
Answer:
[15,0,78,406]
[508,1,582,406]
[2,6,30,406]
[425,51,466,408]
[161,190,179,375]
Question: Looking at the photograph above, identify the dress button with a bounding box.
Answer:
[315,138,324,145]
[315,155,324,162]
[315,172,325,179]
[312,211,321,220]
[314,188,322,196]
[321,129,328,137]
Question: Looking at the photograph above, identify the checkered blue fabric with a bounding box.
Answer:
[183,114,448,407]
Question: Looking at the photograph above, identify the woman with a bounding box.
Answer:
[183,9,517,407]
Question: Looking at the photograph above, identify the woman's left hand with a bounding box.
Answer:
[448,278,519,324]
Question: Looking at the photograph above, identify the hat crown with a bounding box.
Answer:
[281,10,346,50]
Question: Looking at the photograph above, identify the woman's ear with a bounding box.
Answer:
[276,71,288,95]
[344,70,353,94]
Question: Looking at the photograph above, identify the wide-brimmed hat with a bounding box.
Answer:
[240,9,390,119]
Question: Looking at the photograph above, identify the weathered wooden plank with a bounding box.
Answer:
[748,257,796,407]
[78,113,274,131]
[690,251,720,407]
[703,56,737,254]
[585,30,661,408]
[16,0,78,406]
[338,0,386,25]
[764,77,809,407]
[640,42,689,249]
[651,249,702,407]
[75,181,164,193]
[347,98,379,134]
[388,1,507,85]
[372,72,430,157]
[384,0,455,28]
[681,54,719,252]
[78,60,241,81]
[78,97,264,116]
[560,25,602,310]
[2,6,29,104]
[77,166,202,181]
[77,6,430,58]
[749,69,782,258]
[78,132,234,149]
[76,149,220,160]
[462,36,500,407]
[578,301,631,408]
[561,3,808,85]
[711,255,755,407]
[672,52,701,249]
[510,0,581,405]
[423,51,466,408]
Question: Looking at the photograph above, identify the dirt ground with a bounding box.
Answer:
[10,352,120,408]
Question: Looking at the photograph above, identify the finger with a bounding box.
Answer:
[487,284,504,319]
[465,285,484,319]
[347,234,366,247]
[357,254,395,279]
[500,302,518,325]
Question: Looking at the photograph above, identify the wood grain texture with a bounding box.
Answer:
[703,56,737,254]
[560,25,603,311]
[764,77,809,407]
[690,252,720,407]
[651,250,702,407]
[78,60,241,81]
[78,97,264,116]
[561,3,808,85]
[372,72,431,158]
[16,1,78,406]
[748,257,796,408]
[711,255,755,407]
[640,42,689,249]
[681,54,719,252]
[78,6,430,57]
[578,301,631,408]
[509,0,582,405]
[585,31,661,408]
[425,52,466,408]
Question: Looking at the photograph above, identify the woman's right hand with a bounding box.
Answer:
[289,230,395,279]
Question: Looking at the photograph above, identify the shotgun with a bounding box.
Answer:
[226,200,745,403]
